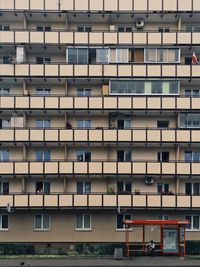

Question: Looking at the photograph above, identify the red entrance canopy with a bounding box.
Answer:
[124,219,189,226]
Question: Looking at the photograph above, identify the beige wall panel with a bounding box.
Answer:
[0,32,14,43]
[74,162,87,174]
[177,196,190,207]
[45,162,58,174]
[60,65,73,76]
[133,33,146,44]
[103,162,116,174]
[89,98,103,109]
[89,0,103,11]
[177,163,190,175]
[148,196,161,207]
[118,163,132,174]
[193,0,200,10]
[162,163,176,175]
[104,130,117,141]
[118,65,131,76]
[60,130,73,141]
[147,163,160,174]
[59,195,73,206]
[60,0,73,10]
[0,130,13,141]
[119,0,132,11]
[162,196,176,207]
[75,32,88,44]
[0,195,13,207]
[89,33,103,44]
[148,33,161,44]
[44,195,58,207]
[162,131,175,142]
[74,130,87,141]
[45,130,58,142]
[15,97,29,109]
[149,0,162,10]
[89,65,102,76]
[104,33,117,44]
[74,195,87,206]
[104,97,117,109]
[30,163,43,174]
[74,65,87,76]
[60,97,73,109]
[132,98,145,109]
[191,131,200,142]
[162,97,175,109]
[178,0,192,11]
[30,32,44,43]
[192,196,200,208]
[15,163,28,174]
[15,32,29,43]
[148,98,161,109]
[45,65,58,77]
[192,164,200,175]
[162,65,176,77]
[163,33,176,44]
[118,33,132,44]
[15,65,29,76]
[89,195,102,206]
[0,163,13,174]
[163,0,177,10]
[60,32,73,44]
[45,0,58,10]
[104,0,117,10]
[147,130,160,142]
[103,195,116,206]
[29,195,43,207]
[0,65,14,76]
[134,0,147,10]
[147,65,161,77]
[59,162,73,174]
[89,131,102,141]
[133,65,146,76]
[15,195,28,207]
[118,97,132,109]
[118,130,131,142]
[192,66,200,77]
[88,162,102,174]
[75,0,88,10]
[15,0,28,9]
[133,130,145,142]
[74,97,88,109]
[118,195,131,206]
[30,65,43,76]
[133,195,146,207]
[45,97,59,108]
[104,65,117,77]
[133,163,145,174]
[29,130,43,141]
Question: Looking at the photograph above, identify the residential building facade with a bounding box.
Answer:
[0,0,200,250]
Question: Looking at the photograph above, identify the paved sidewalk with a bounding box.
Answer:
[0,257,200,267]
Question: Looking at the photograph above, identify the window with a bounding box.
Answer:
[77,120,91,129]
[180,114,200,128]
[185,151,200,162]
[110,80,179,95]
[0,25,10,31]
[77,182,91,194]
[34,215,50,230]
[117,119,131,129]
[0,150,9,161]
[185,183,199,195]
[36,119,51,128]
[186,25,200,32]
[75,214,91,230]
[158,215,170,220]
[36,57,51,64]
[35,151,51,161]
[36,181,50,194]
[117,150,131,162]
[117,181,132,194]
[0,119,11,129]
[145,48,180,63]
[36,88,51,95]
[0,215,8,230]
[185,216,200,230]
[116,49,128,63]
[37,26,51,31]
[157,121,169,128]
[157,183,169,194]
[0,182,9,195]
[96,49,109,63]
[77,151,91,162]
[0,88,9,95]
[185,89,199,96]
[0,55,13,64]
[77,26,92,32]
[118,26,132,32]
[157,151,169,162]
[77,88,91,97]
[67,48,88,64]
[117,214,131,230]
[158,28,170,32]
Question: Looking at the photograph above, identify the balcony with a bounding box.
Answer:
[1,0,200,12]
[1,64,200,79]
[0,160,199,176]
[1,193,199,209]
[0,30,200,46]
[0,128,200,144]
[0,96,199,111]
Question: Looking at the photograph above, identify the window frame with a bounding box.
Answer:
[0,214,8,230]
[116,214,132,230]
[185,215,200,231]
[34,214,50,231]
[75,214,91,231]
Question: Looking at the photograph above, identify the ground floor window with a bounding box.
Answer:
[116,214,131,230]
[75,214,91,230]
[34,215,50,230]
[185,215,200,230]
[0,215,8,230]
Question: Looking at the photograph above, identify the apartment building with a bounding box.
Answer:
[0,0,200,252]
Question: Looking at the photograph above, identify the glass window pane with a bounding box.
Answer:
[68,48,77,63]
[1,215,8,229]
[77,182,83,194]
[78,49,88,64]
[84,215,91,228]
[117,214,123,229]
[193,216,199,229]
[85,182,91,193]
[96,49,108,63]
[76,215,82,228]
[185,216,191,229]
[43,215,50,229]
[35,215,42,229]
[146,49,156,62]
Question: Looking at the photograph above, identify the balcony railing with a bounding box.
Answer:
[0,96,199,111]
[0,128,200,143]
[0,30,199,46]
[1,193,199,209]
[0,160,199,176]
[0,64,200,78]
[0,0,199,12]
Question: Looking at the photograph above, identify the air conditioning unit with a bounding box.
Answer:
[145,176,154,185]
[136,19,145,29]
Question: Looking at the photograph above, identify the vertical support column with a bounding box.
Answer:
[23,13,27,30]
[177,15,182,31]
[21,176,26,193]
[66,14,69,30]
[63,176,67,193]
[23,112,27,128]
[64,145,68,161]
[23,79,28,95]
[65,80,68,96]
[176,177,180,194]
[64,112,67,128]
[23,144,27,161]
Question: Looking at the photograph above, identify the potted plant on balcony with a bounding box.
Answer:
[107,186,115,195]
[135,189,140,195]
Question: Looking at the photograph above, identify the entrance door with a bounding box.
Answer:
[163,229,178,253]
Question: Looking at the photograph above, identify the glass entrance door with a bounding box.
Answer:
[163,229,178,253]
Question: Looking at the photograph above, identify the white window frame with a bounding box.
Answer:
[0,25,10,31]
[115,49,129,63]
[66,47,88,64]
[36,119,51,128]
[77,181,91,194]
[144,48,180,63]
[0,214,8,230]
[75,214,91,230]
[34,214,50,231]
[186,215,200,231]
[77,88,91,96]
[77,120,91,129]
[36,88,51,96]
